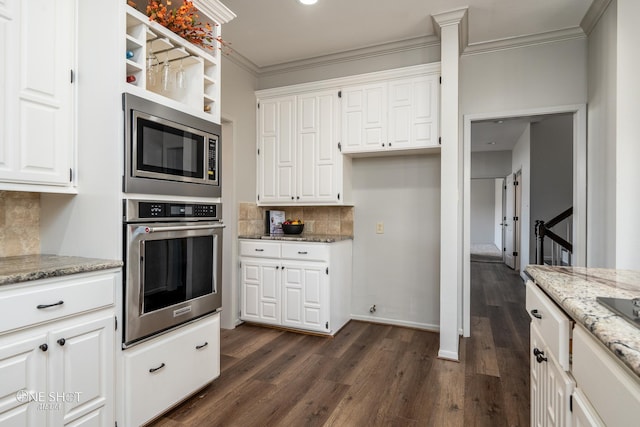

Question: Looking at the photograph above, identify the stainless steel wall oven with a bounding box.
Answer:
[123,199,223,348]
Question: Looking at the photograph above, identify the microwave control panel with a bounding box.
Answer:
[208,137,217,181]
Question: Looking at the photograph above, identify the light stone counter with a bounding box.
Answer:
[239,234,353,243]
[525,265,640,378]
[0,254,123,286]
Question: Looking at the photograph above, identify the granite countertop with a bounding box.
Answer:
[0,254,123,286]
[525,265,640,378]
[239,234,353,243]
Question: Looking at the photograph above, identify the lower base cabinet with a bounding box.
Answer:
[0,270,119,427]
[239,239,352,335]
[121,313,220,427]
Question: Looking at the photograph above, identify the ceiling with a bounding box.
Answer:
[220,0,594,69]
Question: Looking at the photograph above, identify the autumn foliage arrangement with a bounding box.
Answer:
[146,0,229,52]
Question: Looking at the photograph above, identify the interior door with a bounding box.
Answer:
[514,170,522,271]
[504,173,515,269]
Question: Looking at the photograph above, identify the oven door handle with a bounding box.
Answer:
[140,223,226,234]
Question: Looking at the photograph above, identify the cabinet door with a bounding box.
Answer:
[0,0,74,187]
[297,90,340,203]
[0,333,48,426]
[388,75,439,149]
[48,315,114,427]
[571,389,605,427]
[241,259,281,325]
[531,323,573,427]
[281,262,328,332]
[258,96,296,204]
[340,83,386,153]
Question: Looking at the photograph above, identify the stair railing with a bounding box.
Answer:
[535,207,573,266]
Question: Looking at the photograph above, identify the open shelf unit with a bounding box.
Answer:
[124,5,221,120]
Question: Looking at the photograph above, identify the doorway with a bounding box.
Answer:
[462,104,587,337]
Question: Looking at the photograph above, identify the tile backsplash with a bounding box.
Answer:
[0,191,40,257]
[238,203,353,237]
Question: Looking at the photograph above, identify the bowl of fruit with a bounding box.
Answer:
[282,219,304,235]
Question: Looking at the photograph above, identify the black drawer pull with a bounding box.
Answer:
[39,344,48,352]
[57,338,66,346]
[255,248,264,252]
[196,342,208,350]
[298,251,308,255]
[37,300,64,309]
[530,309,542,319]
[149,363,165,373]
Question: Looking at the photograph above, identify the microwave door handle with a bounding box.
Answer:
[139,240,146,315]
[143,224,226,233]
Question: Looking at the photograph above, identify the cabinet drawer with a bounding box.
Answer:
[281,243,329,261]
[123,313,220,427]
[0,271,117,334]
[572,324,640,427]
[525,280,571,370]
[239,241,281,258]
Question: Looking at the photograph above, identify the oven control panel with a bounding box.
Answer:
[129,201,220,221]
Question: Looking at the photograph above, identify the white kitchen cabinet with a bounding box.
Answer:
[257,90,343,205]
[257,96,297,204]
[570,389,604,427]
[0,270,119,426]
[526,280,573,427]
[341,83,387,152]
[121,313,220,427]
[0,0,76,192]
[341,73,440,154]
[239,239,351,335]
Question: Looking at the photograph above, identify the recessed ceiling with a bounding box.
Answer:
[220,0,593,68]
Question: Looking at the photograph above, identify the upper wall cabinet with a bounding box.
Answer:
[124,3,235,122]
[0,0,76,193]
[257,90,344,205]
[341,73,440,154]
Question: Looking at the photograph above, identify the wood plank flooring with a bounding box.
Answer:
[149,261,529,427]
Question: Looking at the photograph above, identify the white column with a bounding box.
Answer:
[432,8,467,361]
[616,0,640,269]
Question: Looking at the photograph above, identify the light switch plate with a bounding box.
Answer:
[376,222,384,234]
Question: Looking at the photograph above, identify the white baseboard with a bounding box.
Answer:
[350,314,440,332]
[438,349,460,361]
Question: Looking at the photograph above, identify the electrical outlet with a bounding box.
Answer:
[376,222,384,234]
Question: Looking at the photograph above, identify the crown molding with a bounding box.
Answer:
[223,50,261,77]
[432,7,469,53]
[193,0,237,24]
[462,27,586,57]
[256,35,440,78]
[580,0,614,36]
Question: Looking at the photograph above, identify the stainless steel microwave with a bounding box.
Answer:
[123,93,221,198]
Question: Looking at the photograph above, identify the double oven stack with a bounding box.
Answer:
[122,93,223,348]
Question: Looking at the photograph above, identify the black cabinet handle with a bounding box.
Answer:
[255,248,264,252]
[149,363,165,373]
[382,143,385,147]
[195,342,208,350]
[298,251,308,255]
[39,344,48,352]
[57,338,66,346]
[530,309,542,319]
[37,300,64,309]
[533,348,547,363]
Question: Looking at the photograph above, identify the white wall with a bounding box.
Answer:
[220,56,258,328]
[587,1,617,268]
[471,150,512,179]
[470,179,496,244]
[512,125,531,278]
[530,115,574,264]
[350,154,441,330]
[615,0,640,269]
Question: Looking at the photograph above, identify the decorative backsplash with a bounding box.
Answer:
[0,191,40,257]
[238,203,354,237]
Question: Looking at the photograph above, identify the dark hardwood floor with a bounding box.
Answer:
[149,261,530,427]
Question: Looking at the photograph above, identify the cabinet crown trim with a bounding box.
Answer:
[256,63,441,98]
